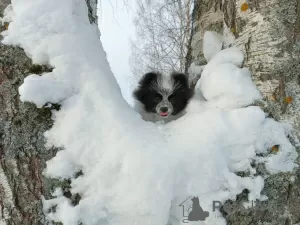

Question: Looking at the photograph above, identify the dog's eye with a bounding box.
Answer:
[154,94,162,102]
[168,94,175,100]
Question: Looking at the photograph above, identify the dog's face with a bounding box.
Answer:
[133,72,194,118]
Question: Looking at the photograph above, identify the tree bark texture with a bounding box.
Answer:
[187,0,300,224]
[0,1,97,224]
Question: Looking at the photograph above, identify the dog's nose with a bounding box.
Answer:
[160,107,168,112]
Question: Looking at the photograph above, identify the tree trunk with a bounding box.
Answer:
[187,0,300,224]
[0,1,97,224]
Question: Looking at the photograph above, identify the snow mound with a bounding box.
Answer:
[1,2,298,225]
[203,31,224,61]
[196,47,261,108]
[205,47,245,68]
[18,74,73,108]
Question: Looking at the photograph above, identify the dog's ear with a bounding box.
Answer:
[172,72,189,87]
[133,88,145,101]
[139,72,158,87]
[172,72,195,99]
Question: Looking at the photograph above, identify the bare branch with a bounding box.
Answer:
[130,0,193,78]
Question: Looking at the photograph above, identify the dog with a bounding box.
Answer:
[133,71,194,123]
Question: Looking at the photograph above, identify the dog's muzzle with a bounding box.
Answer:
[156,99,173,117]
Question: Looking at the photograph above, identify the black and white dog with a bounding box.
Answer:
[133,71,194,123]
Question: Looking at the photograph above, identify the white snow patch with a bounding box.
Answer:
[1,2,298,225]
[0,165,14,223]
[290,176,296,182]
[203,31,224,61]
[205,47,245,67]
[1,4,13,23]
[196,47,261,108]
[18,74,74,108]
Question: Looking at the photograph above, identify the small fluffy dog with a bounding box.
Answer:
[133,71,194,123]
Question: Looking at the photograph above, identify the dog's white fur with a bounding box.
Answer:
[133,100,186,123]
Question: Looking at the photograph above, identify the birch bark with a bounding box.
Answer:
[188,0,300,224]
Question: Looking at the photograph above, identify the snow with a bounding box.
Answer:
[199,63,261,108]
[196,46,261,108]
[203,31,224,61]
[1,1,298,225]
[19,74,74,107]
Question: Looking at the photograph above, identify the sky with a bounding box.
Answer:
[98,0,137,104]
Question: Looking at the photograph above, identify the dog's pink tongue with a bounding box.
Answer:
[160,112,169,117]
